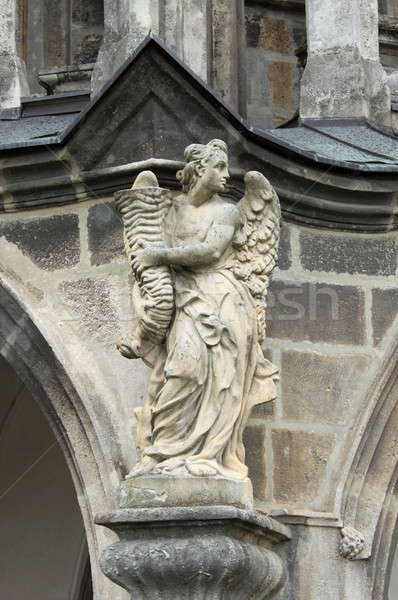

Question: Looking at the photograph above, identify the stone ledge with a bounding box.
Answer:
[96,504,291,543]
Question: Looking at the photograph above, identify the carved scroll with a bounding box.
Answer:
[114,171,174,362]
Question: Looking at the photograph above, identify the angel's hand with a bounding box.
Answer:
[132,247,166,274]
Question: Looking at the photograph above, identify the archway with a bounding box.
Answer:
[0,354,93,599]
[341,335,398,599]
[0,276,123,599]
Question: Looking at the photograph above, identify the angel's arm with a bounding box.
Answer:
[133,204,240,270]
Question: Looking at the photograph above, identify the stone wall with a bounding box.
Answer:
[1,182,397,598]
[1,193,397,514]
[245,222,398,513]
[245,1,306,128]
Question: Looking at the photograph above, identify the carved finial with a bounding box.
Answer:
[339,526,365,560]
[131,170,158,189]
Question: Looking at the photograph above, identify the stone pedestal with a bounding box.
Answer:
[119,474,254,509]
[96,505,290,599]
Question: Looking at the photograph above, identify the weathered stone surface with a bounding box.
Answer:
[262,17,293,54]
[119,474,253,509]
[97,506,289,600]
[301,0,391,126]
[277,222,292,271]
[268,61,295,110]
[0,0,29,108]
[272,429,336,504]
[0,215,80,271]
[59,277,121,344]
[211,0,244,111]
[46,0,70,68]
[300,231,397,275]
[87,201,123,265]
[372,288,398,345]
[245,14,293,54]
[246,13,262,48]
[93,1,243,110]
[243,424,266,500]
[281,350,370,425]
[251,400,275,419]
[266,280,366,345]
[245,5,304,128]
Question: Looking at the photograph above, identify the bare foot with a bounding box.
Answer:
[125,456,158,479]
[187,462,218,477]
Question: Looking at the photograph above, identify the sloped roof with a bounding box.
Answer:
[266,121,398,171]
[0,114,76,150]
[1,35,398,173]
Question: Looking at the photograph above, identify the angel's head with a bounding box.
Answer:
[176,139,229,194]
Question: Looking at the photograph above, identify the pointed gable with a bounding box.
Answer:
[63,36,246,171]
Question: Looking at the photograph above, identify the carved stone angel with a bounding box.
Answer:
[115,139,280,481]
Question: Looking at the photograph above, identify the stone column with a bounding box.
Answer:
[300,0,391,126]
[91,0,246,113]
[0,0,28,110]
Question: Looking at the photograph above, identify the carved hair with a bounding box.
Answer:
[176,139,228,192]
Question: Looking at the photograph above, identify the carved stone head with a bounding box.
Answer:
[176,139,229,194]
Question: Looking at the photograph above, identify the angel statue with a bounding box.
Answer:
[114,139,280,481]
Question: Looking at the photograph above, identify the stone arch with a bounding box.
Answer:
[0,278,120,599]
[341,334,398,597]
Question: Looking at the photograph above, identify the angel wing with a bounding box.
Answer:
[232,171,281,343]
[114,170,174,363]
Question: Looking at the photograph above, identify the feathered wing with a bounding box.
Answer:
[232,171,281,342]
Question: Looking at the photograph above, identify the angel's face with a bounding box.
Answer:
[199,152,229,194]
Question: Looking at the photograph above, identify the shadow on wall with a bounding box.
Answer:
[0,355,92,600]
[389,538,398,598]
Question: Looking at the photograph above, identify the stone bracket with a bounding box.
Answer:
[96,505,291,599]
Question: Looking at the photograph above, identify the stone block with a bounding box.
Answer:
[266,280,366,345]
[277,222,292,271]
[87,201,123,265]
[299,230,397,276]
[245,13,292,54]
[245,14,261,48]
[0,214,79,270]
[372,288,398,345]
[243,424,267,500]
[281,350,370,425]
[268,62,294,110]
[262,18,293,54]
[58,277,121,344]
[272,429,336,504]
[120,475,253,509]
[251,400,275,419]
